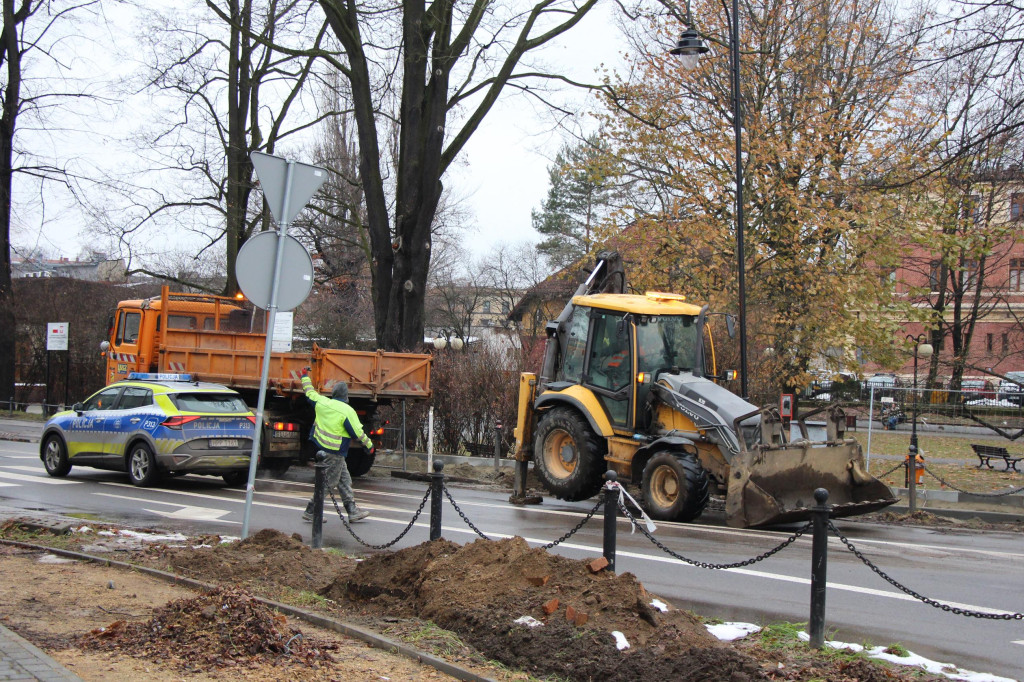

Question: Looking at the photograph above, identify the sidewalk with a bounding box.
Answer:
[0,623,82,682]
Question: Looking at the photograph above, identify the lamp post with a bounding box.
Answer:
[905,333,933,513]
[672,1,749,398]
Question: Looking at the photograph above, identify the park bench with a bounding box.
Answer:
[970,444,1022,472]
[462,441,491,457]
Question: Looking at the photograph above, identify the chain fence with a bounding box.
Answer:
[828,521,1023,621]
[328,488,431,550]
[310,465,1022,629]
[618,503,811,569]
[921,465,1024,497]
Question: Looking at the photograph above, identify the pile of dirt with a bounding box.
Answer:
[334,537,766,681]
[137,528,354,593]
[80,586,338,672]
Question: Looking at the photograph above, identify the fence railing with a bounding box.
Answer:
[307,463,1024,651]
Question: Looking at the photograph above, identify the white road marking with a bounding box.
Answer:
[144,506,236,523]
[4,465,50,473]
[0,471,79,485]
[1012,640,1024,646]
[0,482,18,487]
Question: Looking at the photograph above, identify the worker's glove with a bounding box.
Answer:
[300,367,310,377]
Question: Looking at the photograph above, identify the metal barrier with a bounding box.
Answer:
[306,466,1024,651]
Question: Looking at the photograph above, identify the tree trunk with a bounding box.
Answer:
[0,0,26,403]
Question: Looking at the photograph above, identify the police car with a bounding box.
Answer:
[40,373,256,487]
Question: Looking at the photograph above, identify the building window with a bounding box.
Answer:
[928,260,941,291]
[482,300,491,313]
[968,194,983,223]
[501,301,510,314]
[986,333,994,352]
[960,259,979,290]
[1012,193,1024,220]
[1011,259,1023,292]
[1003,333,1010,353]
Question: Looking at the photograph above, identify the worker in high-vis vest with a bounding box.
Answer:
[300,368,374,523]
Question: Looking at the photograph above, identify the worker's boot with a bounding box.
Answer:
[345,502,370,522]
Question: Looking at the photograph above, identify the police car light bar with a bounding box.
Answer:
[128,372,193,382]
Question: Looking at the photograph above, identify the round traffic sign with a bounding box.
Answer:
[235,231,314,311]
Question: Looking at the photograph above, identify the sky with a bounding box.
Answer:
[10,2,629,265]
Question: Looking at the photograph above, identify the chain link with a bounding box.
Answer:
[873,459,906,479]
[619,503,810,569]
[442,484,492,540]
[921,465,1024,497]
[539,498,605,550]
[828,521,1023,620]
[328,488,431,550]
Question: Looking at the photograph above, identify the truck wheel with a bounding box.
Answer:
[533,407,605,501]
[127,442,161,487]
[641,452,709,522]
[42,435,71,477]
[346,448,375,478]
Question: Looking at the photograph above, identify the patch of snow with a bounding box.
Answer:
[649,599,668,612]
[706,622,761,641]
[797,631,1015,681]
[37,553,75,564]
[513,615,543,628]
[611,631,630,651]
[219,536,239,544]
[72,525,93,534]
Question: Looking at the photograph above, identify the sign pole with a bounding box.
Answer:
[64,350,70,407]
[241,161,296,539]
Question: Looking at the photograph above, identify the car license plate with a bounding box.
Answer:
[210,438,239,448]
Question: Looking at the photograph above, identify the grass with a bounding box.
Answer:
[277,587,331,609]
[387,621,469,658]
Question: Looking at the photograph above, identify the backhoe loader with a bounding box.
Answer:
[511,253,896,528]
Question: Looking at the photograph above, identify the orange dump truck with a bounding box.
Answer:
[101,287,431,476]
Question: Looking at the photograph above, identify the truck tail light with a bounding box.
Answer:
[272,422,298,431]
[162,415,201,429]
[371,427,385,436]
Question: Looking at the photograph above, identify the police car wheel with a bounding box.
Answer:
[222,471,247,487]
[127,442,161,487]
[42,436,71,477]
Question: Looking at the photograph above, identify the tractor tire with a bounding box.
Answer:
[346,448,375,478]
[533,407,606,501]
[641,452,709,522]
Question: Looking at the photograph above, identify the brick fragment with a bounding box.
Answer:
[542,598,560,615]
[588,556,609,573]
[574,610,589,626]
[527,575,550,587]
[566,605,577,623]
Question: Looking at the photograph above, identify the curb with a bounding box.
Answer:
[0,432,35,443]
[0,537,495,682]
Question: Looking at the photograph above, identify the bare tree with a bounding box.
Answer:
[98,0,330,295]
[315,0,600,351]
[2,0,99,404]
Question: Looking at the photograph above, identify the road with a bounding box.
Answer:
[0,437,1021,680]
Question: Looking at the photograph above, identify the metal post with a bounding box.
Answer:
[429,460,444,541]
[45,351,51,416]
[809,488,830,648]
[401,399,407,472]
[730,0,748,400]
[311,452,327,549]
[603,471,618,573]
[242,161,297,539]
[493,425,501,474]
[63,350,70,408]
[865,386,875,470]
[908,350,919,513]
[426,406,434,473]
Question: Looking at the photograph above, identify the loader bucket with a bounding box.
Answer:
[724,441,897,528]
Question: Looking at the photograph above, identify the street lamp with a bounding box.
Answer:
[671,1,749,398]
[905,333,933,513]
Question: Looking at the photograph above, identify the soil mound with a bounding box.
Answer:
[140,528,352,593]
[341,537,765,681]
[81,586,337,671]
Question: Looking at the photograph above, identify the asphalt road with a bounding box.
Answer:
[0,436,1021,680]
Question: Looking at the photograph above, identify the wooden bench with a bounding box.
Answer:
[970,444,1022,472]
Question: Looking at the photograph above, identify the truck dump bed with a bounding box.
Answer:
[158,329,431,400]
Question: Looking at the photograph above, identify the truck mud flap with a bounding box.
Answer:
[724,442,896,528]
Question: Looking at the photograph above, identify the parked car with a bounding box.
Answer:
[863,373,900,399]
[959,379,997,403]
[998,371,1024,406]
[39,373,256,487]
